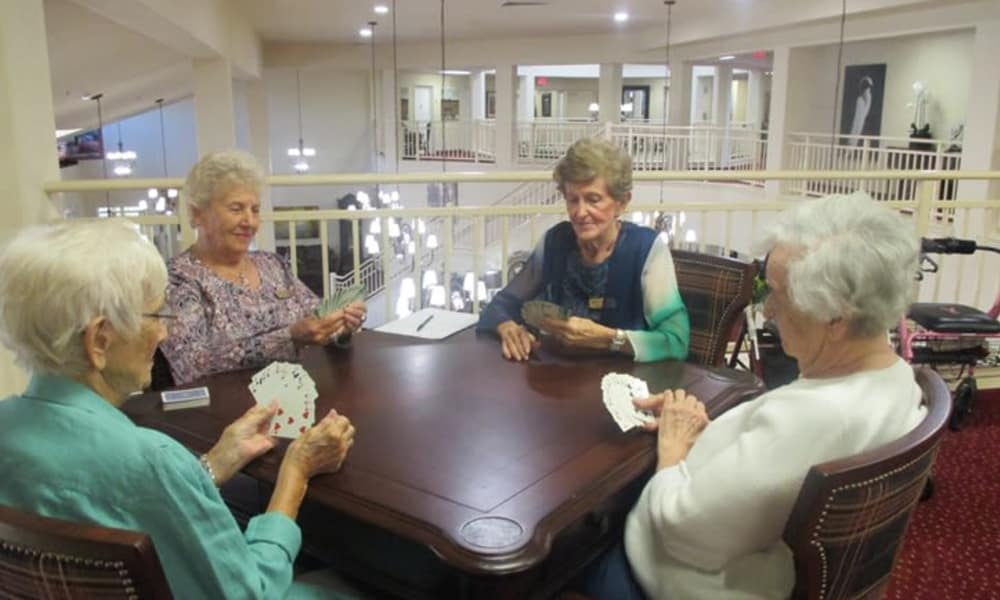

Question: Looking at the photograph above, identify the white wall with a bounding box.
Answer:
[397,73,473,122]
[802,29,974,139]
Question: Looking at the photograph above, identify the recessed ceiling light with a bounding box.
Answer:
[613,11,629,23]
[374,5,389,14]
[719,55,736,61]
[359,27,373,37]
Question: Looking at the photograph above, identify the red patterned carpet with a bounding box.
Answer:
[887,388,1000,599]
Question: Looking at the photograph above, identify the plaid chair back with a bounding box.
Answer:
[0,505,172,599]
[782,367,951,600]
[672,250,756,367]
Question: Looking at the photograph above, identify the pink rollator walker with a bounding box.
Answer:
[897,237,1000,430]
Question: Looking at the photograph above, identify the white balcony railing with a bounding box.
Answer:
[786,131,963,200]
[400,120,495,163]
[44,170,1000,330]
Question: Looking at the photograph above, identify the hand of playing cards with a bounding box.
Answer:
[315,284,366,318]
[601,373,656,432]
[249,362,318,439]
[521,300,570,331]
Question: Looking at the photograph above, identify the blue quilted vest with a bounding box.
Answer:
[540,221,656,330]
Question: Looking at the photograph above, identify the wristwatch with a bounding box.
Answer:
[609,329,627,352]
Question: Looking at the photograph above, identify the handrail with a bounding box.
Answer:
[45,169,1000,194]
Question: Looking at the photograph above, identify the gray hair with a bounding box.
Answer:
[553,137,632,202]
[183,150,265,219]
[757,192,919,337]
[0,220,167,377]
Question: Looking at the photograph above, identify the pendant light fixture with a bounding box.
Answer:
[86,92,111,209]
[660,0,676,205]
[107,121,137,177]
[287,69,316,172]
[145,98,178,213]
[830,0,847,154]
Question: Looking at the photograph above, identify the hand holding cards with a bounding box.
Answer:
[249,362,318,439]
[601,373,656,432]
[315,284,366,318]
[521,300,570,331]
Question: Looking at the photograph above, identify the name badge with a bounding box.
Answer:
[588,297,605,310]
[275,288,292,300]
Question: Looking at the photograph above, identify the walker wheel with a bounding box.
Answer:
[949,377,977,431]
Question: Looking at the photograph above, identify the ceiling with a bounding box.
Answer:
[42,0,979,129]
[242,0,972,45]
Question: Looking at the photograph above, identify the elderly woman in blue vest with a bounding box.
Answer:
[477,137,690,362]
[0,220,358,599]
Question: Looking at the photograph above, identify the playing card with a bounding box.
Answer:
[600,373,656,432]
[521,300,570,330]
[315,284,366,318]
[249,362,319,439]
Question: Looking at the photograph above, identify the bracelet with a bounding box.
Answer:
[199,454,218,487]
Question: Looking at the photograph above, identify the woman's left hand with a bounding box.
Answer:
[203,403,279,486]
[540,316,612,350]
[339,301,367,335]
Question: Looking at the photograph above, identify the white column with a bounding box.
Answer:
[713,65,733,166]
[959,20,1000,202]
[713,65,733,126]
[667,60,691,126]
[494,65,517,168]
[765,48,793,200]
[245,79,275,252]
[471,70,487,120]
[380,69,398,172]
[0,0,61,394]
[193,58,237,154]
[518,75,536,121]
[747,69,766,129]
[598,63,623,124]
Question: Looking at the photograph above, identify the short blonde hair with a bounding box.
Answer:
[553,137,632,202]
[0,220,167,377]
[183,150,265,224]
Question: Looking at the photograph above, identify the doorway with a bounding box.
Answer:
[622,85,650,120]
[414,85,434,123]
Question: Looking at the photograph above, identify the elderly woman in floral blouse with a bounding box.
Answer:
[161,150,366,385]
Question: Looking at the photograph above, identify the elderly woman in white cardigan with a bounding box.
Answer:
[574,192,928,600]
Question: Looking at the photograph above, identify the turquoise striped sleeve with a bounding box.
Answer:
[625,236,690,362]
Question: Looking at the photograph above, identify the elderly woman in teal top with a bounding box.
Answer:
[0,221,356,599]
[478,137,690,362]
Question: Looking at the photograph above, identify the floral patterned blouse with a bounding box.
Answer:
[160,250,318,385]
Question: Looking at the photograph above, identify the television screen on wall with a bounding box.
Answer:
[58,128,104,165]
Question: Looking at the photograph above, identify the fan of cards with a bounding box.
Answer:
[249,362,318,439]
[521,300,570,331]
[601,373,657,432]
[314,283,366,318]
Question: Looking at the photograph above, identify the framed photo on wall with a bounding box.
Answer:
[839,64,887,146]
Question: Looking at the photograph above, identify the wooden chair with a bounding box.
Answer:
[782,366,951,600]
[672,249,757,367]
[0,505,172,599]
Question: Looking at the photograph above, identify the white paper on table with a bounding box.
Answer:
[374,308,478,340]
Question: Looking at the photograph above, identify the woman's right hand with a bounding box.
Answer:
[282,409,355,478]
[289,312,351,346]
[497,320,538,361]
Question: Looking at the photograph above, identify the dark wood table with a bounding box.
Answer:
[125,329,764,599]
